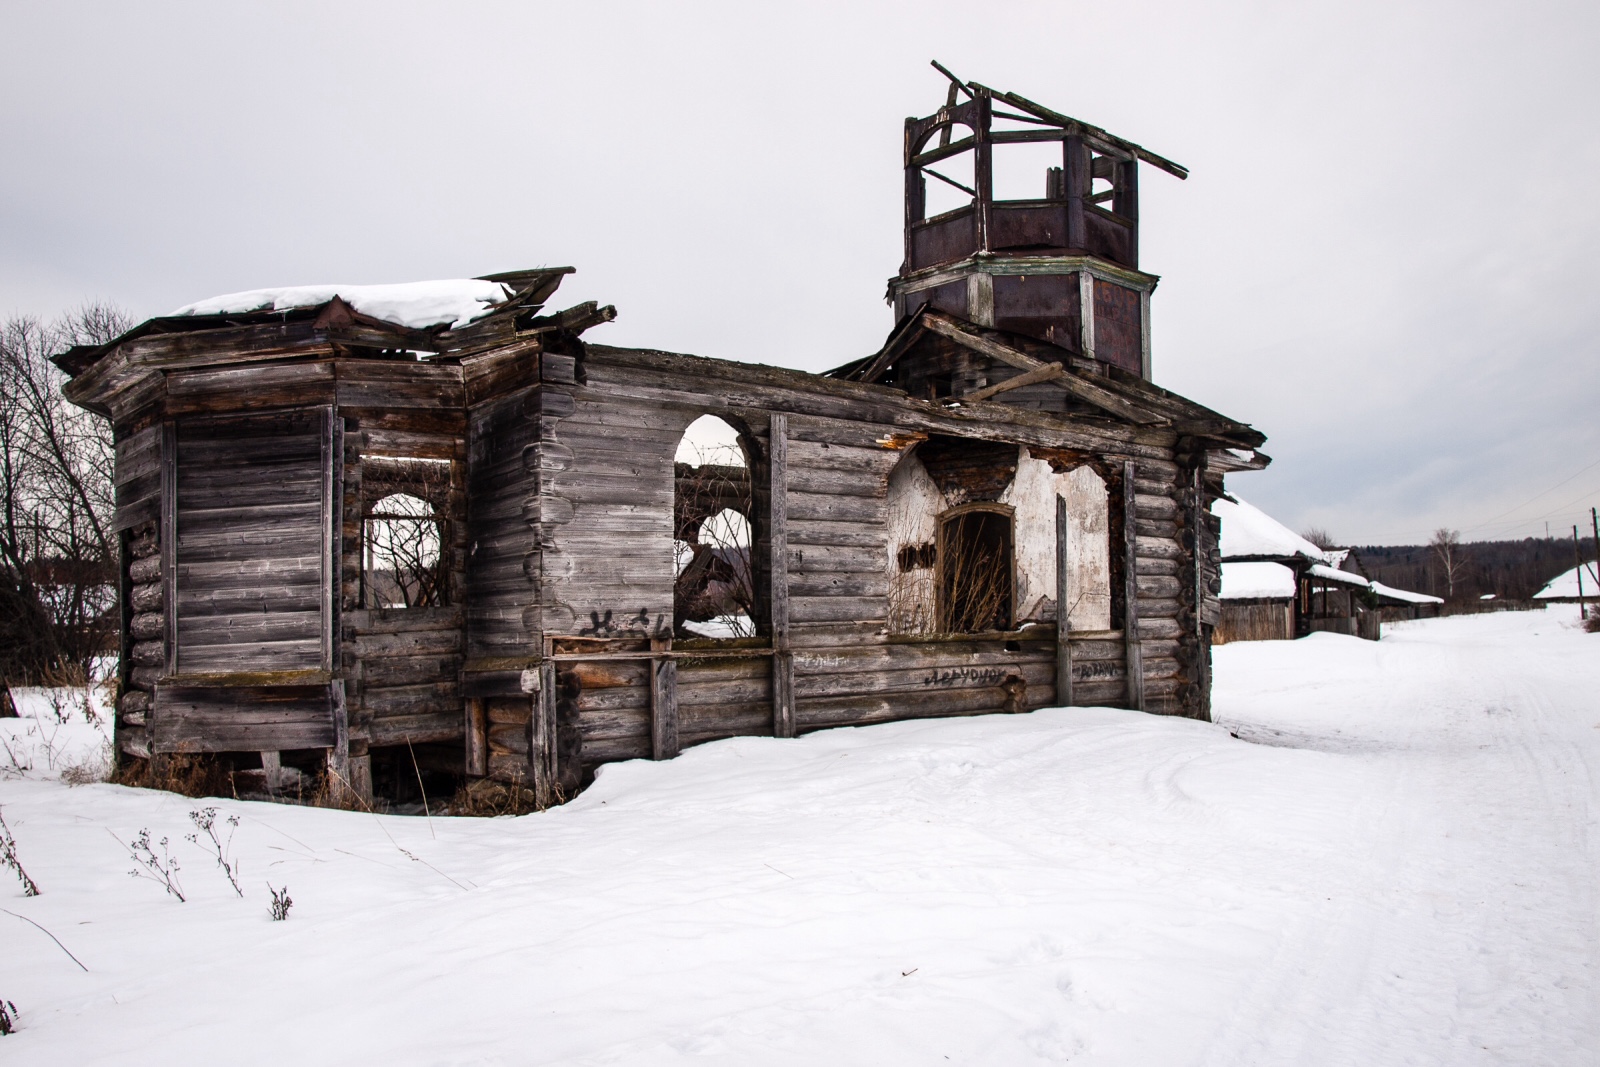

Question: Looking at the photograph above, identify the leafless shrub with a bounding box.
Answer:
[185,807,242,897]
[938,511,1013,634]
[268,884,292,921]
[0,307,131,686]
[117,828,185,901]
[1585,610,1599,634]
[0,809,40,897]
[1300,527,1336,551]
[59,753,110,786]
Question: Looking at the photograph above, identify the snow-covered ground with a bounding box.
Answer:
[2,608,1595,1064]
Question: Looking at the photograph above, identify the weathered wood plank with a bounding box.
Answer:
[1123,459,1144,711]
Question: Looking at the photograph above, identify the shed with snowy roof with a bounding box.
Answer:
[55,72,1270,807]
[1533,562,1600,604]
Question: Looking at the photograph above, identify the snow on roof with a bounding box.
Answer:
[1212,495,1331,563]
[1307,563,1371,588]
[169,278,517,330]
[1220,561,1297,600]
[1533,562,1600,600]
[1371,581,1444,605]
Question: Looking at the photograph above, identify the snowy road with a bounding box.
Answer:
[1209,610,1598,1064]
[1,608,1595,1064]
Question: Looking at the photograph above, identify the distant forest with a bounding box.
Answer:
[1351,537,1598,602]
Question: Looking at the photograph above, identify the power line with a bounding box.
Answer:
[1461,456,1600,534]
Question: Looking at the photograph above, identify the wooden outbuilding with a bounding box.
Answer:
[56,73,1267,805]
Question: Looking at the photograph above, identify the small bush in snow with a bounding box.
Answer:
[185,808,242,897]
[120,829,185,902]
[1585,610,1600,634]
[0,998,18,1036]
[0,809,39,897]
[268,884,292,921]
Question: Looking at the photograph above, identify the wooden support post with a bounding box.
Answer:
[1190,465,1211,721]
[770,413,795,738]
[1139,289,1152,380]
[327,678,349,793]
[1055,493,1074,708]
[651,637,679,759]
[1123,460,1145,711]
[530,641,557,807]
[973,91,994,253]
[465,698,487,776]
[1064,135,1089,250]
[1079,272,1096,363]
[159,421,177,677]
[321,407,340,673]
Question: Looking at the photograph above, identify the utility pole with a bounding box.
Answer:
[1591,507,1600,620]
[1575,525,1590,620]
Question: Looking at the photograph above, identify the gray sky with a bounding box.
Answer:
[4,0,1597,545]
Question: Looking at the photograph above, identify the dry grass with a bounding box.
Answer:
[112,753,235,799]
[445,777,544,817]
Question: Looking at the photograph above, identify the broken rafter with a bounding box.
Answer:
[955,361,1065,403]
[518,301,618,336]
[930,59,974,98]
[923,168,976,197]
[852,308,933,385]
[966,82,1189,180]
[920,313,1167,425]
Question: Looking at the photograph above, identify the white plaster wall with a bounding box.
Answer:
[885,450,945,634]
[1001,448,1111,631]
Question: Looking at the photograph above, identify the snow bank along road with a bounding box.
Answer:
[2,608,1595,1065]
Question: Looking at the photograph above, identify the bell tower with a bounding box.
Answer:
[889,64,1187,379]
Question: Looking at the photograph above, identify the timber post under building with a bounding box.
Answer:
[57,72,1268,806]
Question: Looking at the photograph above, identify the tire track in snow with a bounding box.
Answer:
[1203,616,1600,1066]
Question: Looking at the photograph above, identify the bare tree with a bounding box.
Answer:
[1430,527,1466,600]
[1300,527,1336,551]
[0,306,130,687]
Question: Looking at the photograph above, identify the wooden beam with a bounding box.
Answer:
[160,421,177,677]
[465,698,487,776]
[651,637,679,759]
[853,311,929,385]
[920,313,1165,425]
[328,678,349,790]
[958,362,1064,403]
[321,406,338,673]
[770,413,795,738]
[911,135,976,168]
[969,84,1190,180]
[1123,460,1145,711]
[1056,493,1074,708]
[531,651,557,806]
[923,167,976,197]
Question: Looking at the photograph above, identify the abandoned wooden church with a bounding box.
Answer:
[57,74,1267,805]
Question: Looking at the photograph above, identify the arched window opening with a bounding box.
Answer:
[938,506,1014,634]
[674,416,755,639]
[912,121,977,221]
[364,492,444,609]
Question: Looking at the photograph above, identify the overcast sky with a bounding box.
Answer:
[3,1,1597,546]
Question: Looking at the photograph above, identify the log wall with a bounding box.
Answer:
[101,330,1229,796]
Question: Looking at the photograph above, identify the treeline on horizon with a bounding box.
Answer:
[1351,536,1597,602]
